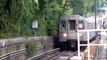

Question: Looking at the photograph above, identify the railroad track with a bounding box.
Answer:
[45,51,78,60]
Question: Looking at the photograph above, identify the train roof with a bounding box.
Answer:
[85,16,95,23]
[60,15,85,21]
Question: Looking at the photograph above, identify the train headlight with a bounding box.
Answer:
[63,33,67,37]
[78,23,83,29]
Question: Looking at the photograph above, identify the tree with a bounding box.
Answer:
[69,0,87,15]
[0,0,37,38]
[1,0,101,38]
[36,0,73,36]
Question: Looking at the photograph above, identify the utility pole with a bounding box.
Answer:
[95,0,97,29]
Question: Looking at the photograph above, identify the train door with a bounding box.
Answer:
[68,20,77,39]
[68,20,77,48]
[68,20,84,49]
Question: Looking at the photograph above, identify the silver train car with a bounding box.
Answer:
[59,15,104,50]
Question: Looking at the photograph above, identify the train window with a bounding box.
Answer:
[69,20,76,30]
[59,21,66,31]
[103,21,107,29]
[78,21,84,29]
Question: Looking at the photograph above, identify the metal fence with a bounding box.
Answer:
[77,29,107,60]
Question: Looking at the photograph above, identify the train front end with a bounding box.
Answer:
[59,15,85,51]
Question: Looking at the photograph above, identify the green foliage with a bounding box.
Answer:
[1,0,105,37]
[37,0,72,36]
[37,15,47,36]
[36,0,64,36]
[70,0,87,15]
[0,0,37,38]
[26,40,37,57]
[85,0,107,13]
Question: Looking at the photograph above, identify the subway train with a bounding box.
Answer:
[59,14,107,51]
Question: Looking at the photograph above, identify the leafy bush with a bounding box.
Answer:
[26,40,37,57]
[0,0,37,38]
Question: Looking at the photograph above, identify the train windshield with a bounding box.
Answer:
[69,20,76,30]
[59,21,66,31]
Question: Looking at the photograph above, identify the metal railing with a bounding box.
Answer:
[77,29,107,60]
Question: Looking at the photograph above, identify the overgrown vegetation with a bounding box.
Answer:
[0,0,107,38]
[26,40,37,57]
[0,0,36,38]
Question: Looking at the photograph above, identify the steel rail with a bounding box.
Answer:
[27,48,60,60]
[0,49,26,60]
